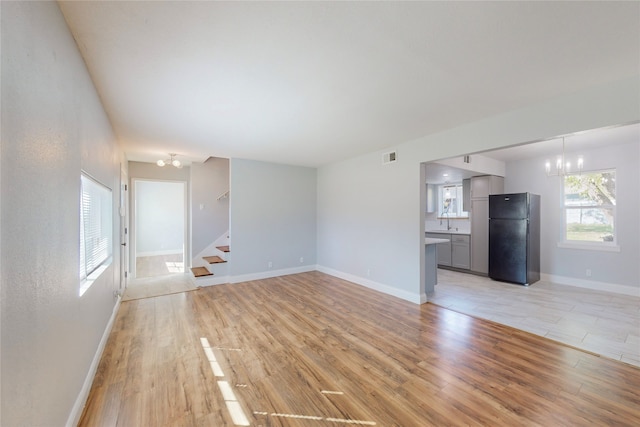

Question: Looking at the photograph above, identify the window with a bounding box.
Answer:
[80,173,112,295]
[439,184,468,218]
[563,170,615,244]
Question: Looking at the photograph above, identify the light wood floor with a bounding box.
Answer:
[79,272,640,426]
[431,269,640,367]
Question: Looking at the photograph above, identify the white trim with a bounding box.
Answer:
[66,295,121,427]
[540,273,639,297]
[190,274,230,287]
[316,265,423,304]
[557,242,620,252]
[230,265,316,284]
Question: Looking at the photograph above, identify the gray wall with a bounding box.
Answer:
[1,1,122,425]
[317,77,640,303]
[191,157,229,256]
[230,159,317,275]
[505,139,640,289]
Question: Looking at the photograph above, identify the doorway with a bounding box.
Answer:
[131,179,187,278]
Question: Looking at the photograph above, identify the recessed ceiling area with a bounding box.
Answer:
[58,1,640,167]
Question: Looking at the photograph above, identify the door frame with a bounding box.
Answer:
[130,178,189,279]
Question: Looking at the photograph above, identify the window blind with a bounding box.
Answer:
[80,174,112,281]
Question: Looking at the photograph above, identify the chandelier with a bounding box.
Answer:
[545,137,583,177]
[157,153,182,168]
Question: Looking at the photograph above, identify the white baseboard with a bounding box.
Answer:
[193,275,231,287]
[540,273,640,297]
[230,265,316,284]
[316,265,423,304]
[66,296,121,427]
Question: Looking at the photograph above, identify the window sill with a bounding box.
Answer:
[557,242,620,252]
[79,258,112,296]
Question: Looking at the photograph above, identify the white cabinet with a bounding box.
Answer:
[470,199,489,273]
[469,175,502,274]
[426,184,436,213]
[470,175,504,199]
[462,178,471,212]
[451,235,470,269]
[425,232,451,266]
[426,232,471,270]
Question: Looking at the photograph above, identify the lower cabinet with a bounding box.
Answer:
[451,235,471,269]
[426,232,470,270]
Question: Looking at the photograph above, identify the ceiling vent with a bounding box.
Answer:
[382,151,397,165]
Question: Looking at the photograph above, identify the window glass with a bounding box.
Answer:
[563,170,615,243]
[439,184,468,218]
[80,174,113,294]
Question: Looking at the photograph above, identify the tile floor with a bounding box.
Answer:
[430,269,640,367]
[136,253,184,278]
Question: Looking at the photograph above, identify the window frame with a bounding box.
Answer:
[560,168,618,252]
[437,183,468,219]
[79,172,113,296]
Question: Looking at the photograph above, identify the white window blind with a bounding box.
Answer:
[80,174,112,283]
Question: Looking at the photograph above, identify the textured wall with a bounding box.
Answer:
[230,159,317,275]
[1,2,121,425]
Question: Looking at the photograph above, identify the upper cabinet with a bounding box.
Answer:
[470,175,504,199]
[426,184,436,213]
[462,178,471,212]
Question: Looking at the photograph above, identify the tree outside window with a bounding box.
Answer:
[563,170,615,243]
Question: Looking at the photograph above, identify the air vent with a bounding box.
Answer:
[382,151,397,165]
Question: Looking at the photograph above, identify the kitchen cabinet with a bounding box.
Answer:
[471,199,489,273]
[470,175,503,274]
[426,232,471,270]
[451,234,471,269]
[462,178,471,212]
[426,184,436,213]
[425,232,451,266]
[471,175,504,199]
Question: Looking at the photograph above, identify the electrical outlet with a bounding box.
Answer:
[586,269,592,277]
[299,257,304,263]
[367,268,371,276]
[268,261,273,268]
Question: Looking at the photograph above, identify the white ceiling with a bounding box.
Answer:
[58,1,640,167]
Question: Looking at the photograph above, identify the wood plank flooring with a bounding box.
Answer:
[79,272,640,426]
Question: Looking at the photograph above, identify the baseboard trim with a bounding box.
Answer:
[540,273,640,297]
[66,296,121,427]
[136,250,183,257]
[230,265,316,284]
[193,275,231,287]
[316,265,423,304]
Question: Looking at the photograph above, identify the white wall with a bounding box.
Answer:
[317,77,640,303]
[191,157,229,257]
[504,139,640,292]
[1,2,122,425]
[229,159,317,278]
[135,180,185,255]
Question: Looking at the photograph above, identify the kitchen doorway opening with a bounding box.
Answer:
[131,179,187,278]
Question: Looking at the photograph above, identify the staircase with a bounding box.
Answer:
[190,232,230,285]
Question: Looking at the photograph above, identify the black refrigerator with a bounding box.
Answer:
[488,193,540,285]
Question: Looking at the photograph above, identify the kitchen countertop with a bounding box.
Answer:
[426,230,471,235]
[425,238,451,245]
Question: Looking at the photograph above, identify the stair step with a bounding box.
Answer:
[191,267,213,277]
[216,245,230,253]
[203,256,226,264]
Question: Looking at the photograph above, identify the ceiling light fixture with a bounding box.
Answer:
[157,153,182,168]
[545,137,583,177]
